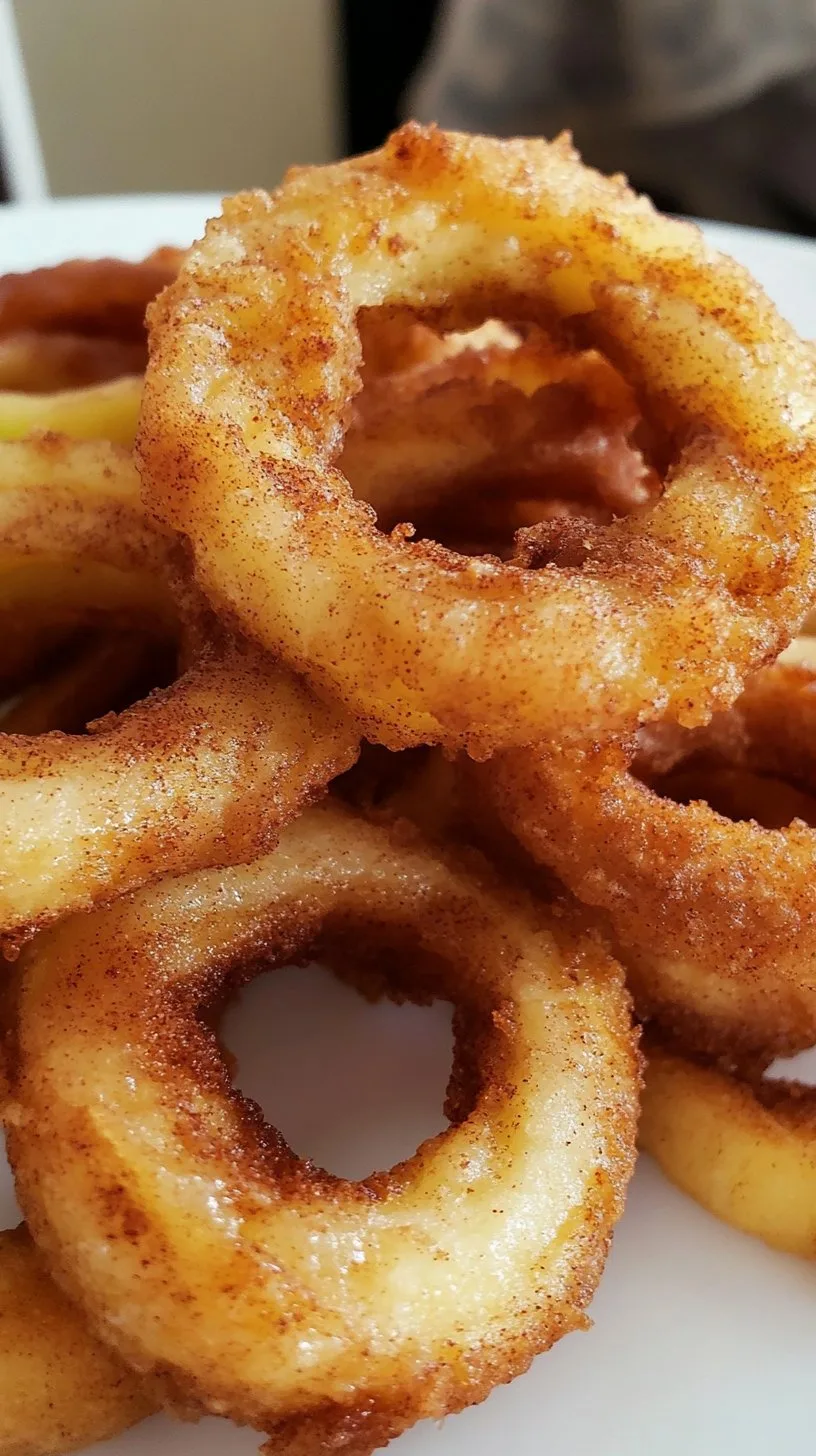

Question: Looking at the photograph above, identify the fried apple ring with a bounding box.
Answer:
[7,801,638,1455]
[0,376,143,445]
[0,629,175,736]
[343,329,658,536]
[640,1041,816,1259]
[0,615,82,700]
[488,646,816,1062]
[0,249,181,340]
[0,435,359,939]
[357,313,452,377]
[139,124,816,753]
[0,332,145,393]
[0,431,178,632]
[0,1226,154,1456]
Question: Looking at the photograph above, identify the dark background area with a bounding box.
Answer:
[337,0,816,236]
[3,2,813,236]
[339,0,441,155]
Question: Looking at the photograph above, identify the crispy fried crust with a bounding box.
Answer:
[488,649,816,1062]
[7,802,638,1456]
[139,124,816,753]
[0,435,359,939]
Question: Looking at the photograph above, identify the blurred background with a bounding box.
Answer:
[3,0,816,232]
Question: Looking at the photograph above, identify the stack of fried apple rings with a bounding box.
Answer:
[1,124,816,1456]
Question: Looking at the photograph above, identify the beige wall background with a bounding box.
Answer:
[12,0,340,196]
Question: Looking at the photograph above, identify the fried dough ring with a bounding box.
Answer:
[348,749,816,1264]
[489,649,816,1062]
[0,425,173,703]
[357,315,519,379]
[0,432,177,645]
[357,313,452,377]
[0,376,143,445]
[0,250,181,340]
[0,616,82,700]
[7,801,638,1455]
[139,124,816,753]
[0,630,174,735]
[343,330,657,534]
[0,1226,153,1456]
[0,332,145,392]
[0,250,173,444]
[640,1042,816,1259]
[0,435,359,938]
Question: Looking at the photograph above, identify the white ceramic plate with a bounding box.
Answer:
[1,198,815,1456]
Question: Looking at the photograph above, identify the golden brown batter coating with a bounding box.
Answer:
[489,652,816,1062]
[0,435,359,940]
[139,124,816,753]
[7,803,638,1456]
